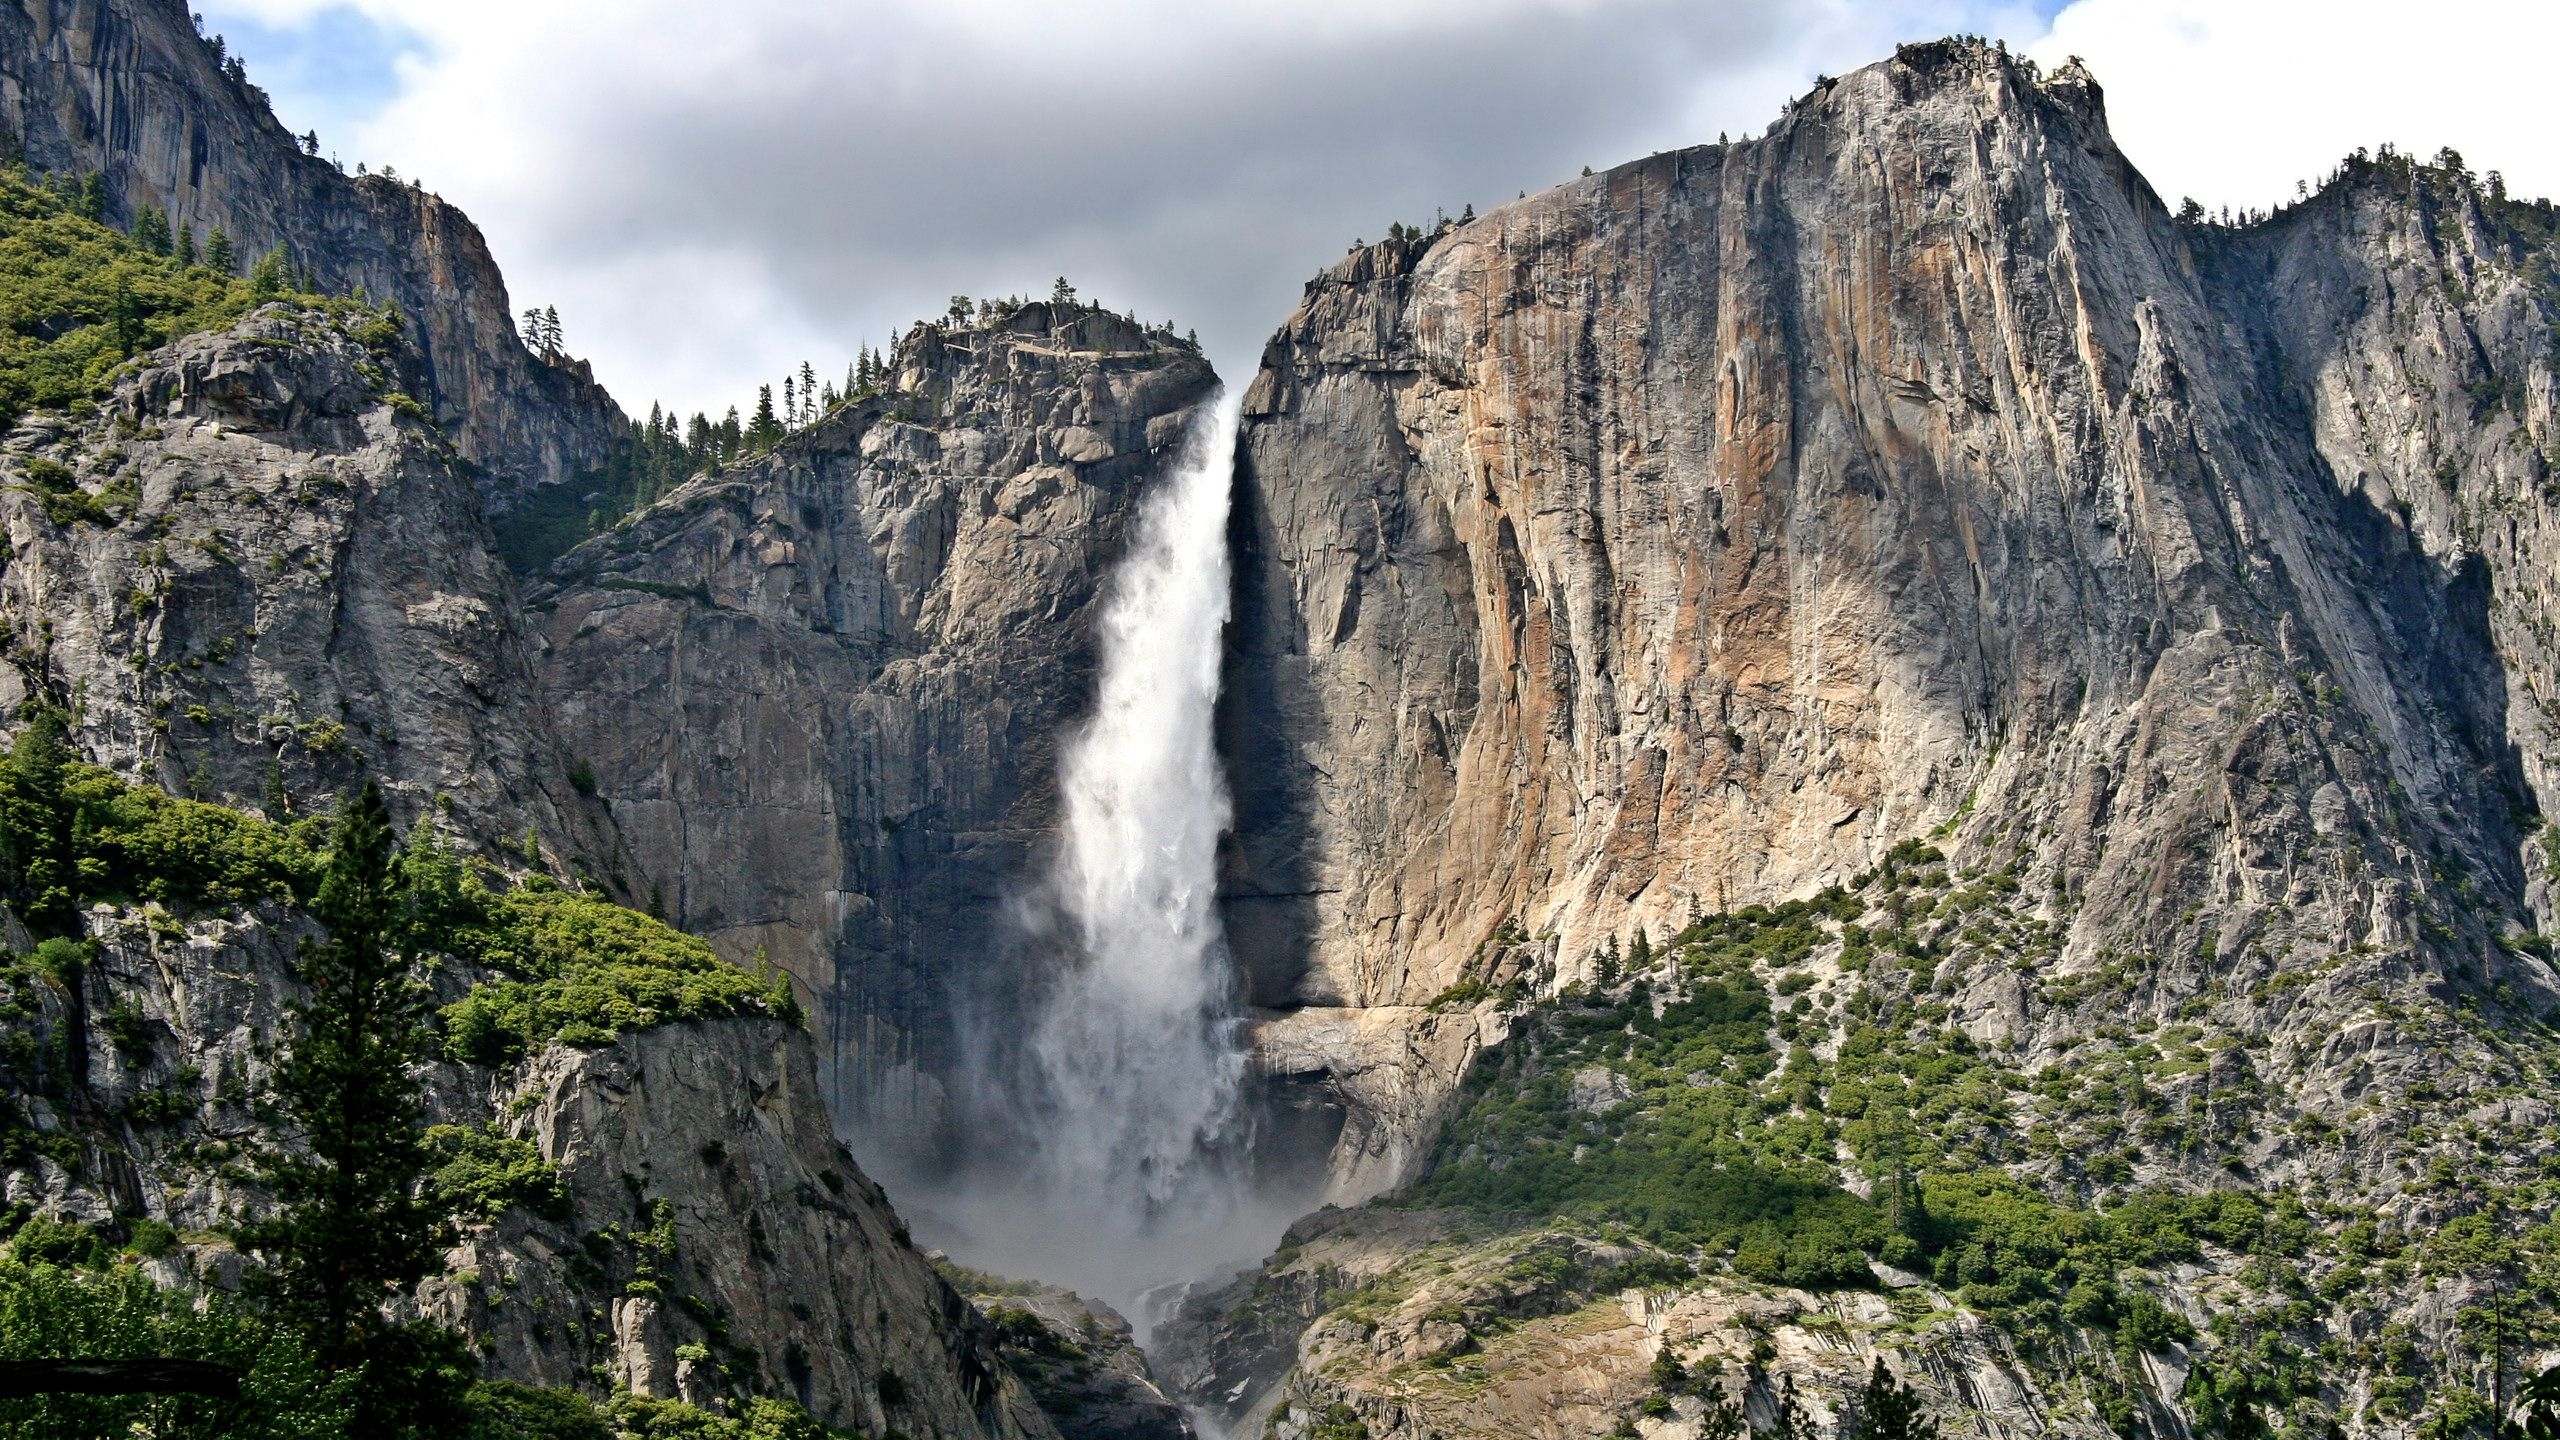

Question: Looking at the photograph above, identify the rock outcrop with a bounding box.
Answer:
[3,895,1057,1439]
[1220,38,2560,1196]
[1170,1209,2142,1440]
[0,0,626,508]
[944,1274,1196,1440]
[0,307,619,872]
[530,305,1217,1162]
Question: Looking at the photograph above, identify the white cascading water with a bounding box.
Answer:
[929,394,1291,1318]
[1029,392,1246,1214]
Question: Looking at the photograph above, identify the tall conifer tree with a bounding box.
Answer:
[241,782,459,1435]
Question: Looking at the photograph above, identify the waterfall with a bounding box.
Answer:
[1028,391,1245,1211]
[927,393,1271,1312]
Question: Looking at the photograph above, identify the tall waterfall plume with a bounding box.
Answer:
[926,393,1286,1311]
[1030,392,1246,1212]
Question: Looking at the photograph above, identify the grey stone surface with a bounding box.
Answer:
[1219,38,2560,1198]
[0,0,627,510]
[529,306,1217,1165]
[0,307,618,872]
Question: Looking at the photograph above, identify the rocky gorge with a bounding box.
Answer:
[0,5,2557,1440]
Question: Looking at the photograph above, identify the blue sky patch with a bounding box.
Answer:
[194,3,426,156]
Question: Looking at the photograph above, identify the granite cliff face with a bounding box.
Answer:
[0,0,626,508]
[529,306,1217,1162]
[0,309,1067,1435]
[2,895,1057,1439]
[1220,39,2560,1199]
[0,309,619,871]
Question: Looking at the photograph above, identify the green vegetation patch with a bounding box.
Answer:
[1396,847,2363,1413]
[0,1255,354,1439]
[1,712,324,932]
[426,1124,570,1223]
[0,166,323,432]
[1405,897,1885,1288]
[0,714,791,1069]
[437,879,797,1066]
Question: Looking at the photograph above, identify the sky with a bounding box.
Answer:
[196,0,2558,425]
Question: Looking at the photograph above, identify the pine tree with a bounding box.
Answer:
[134,206,171,255]
[1051,276,1075,306]
[205,227,235,274]
[76,172,105,221]
[521,307,543,352]
[1840,1360,1938,1440]
[780,376,796,431]
[174,221,196,266]
[250,247,289,300]
[748,387,779,449]
[241,781,464,1437]
[541,305,562,356]
[0,710,78,936]
[799,360,817,422]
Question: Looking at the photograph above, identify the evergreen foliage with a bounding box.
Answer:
[0,713,321,935]
[0,166,322,429]
[1841,1359,1938,1440]
[439,880,797,1065]
[0,1254,353,1439]
[427,1124,570,1222]
[236,781,462,1437]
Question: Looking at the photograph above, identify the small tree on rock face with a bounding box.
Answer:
[249,247,288,300]
[0,710,78,936]
[1051,276,1075,306]
[1840,1359,1938,1440]
[133,205,171,255]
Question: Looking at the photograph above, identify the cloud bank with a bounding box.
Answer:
[203,0,2549,421]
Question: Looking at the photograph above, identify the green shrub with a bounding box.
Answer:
[427,1125,570,1223]
[601,1393,830,1440]
[462,1381,609,1440]
[121,1217,177,1259]
[0,167,324,431]
[0,730,322,931]
[439,885,790,1066]
[0,1256,354,1438]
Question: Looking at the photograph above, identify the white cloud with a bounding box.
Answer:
[284,0,2030,416]
[219,1,2552,421]
[2032,0,2560,214]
